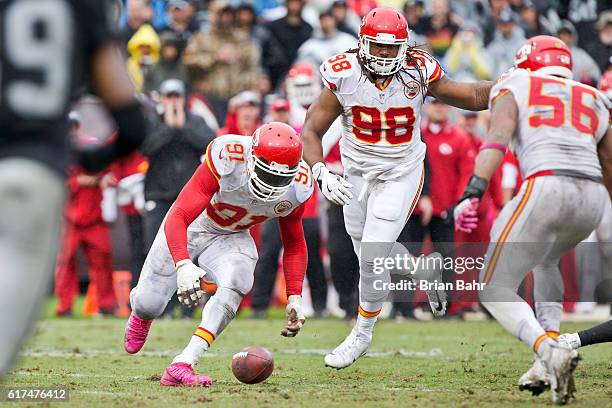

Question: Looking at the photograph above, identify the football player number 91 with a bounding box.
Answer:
[351,106,416,145]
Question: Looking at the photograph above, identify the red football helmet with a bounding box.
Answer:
[286,63,320,108]
[598,71,612,101]
[248,122,302,201]
[514,35,572,79]
[359,7,409,76]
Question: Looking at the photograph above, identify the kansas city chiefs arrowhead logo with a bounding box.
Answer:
[274,200,293,214]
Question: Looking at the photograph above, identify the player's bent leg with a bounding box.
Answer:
[162,234,257,386]
[518,264,564,395]
[0,159,64,377]
[326,167,425,369]
[125,228,178,354]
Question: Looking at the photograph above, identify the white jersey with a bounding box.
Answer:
[320,50,445,181]
[193,134,314,234]
[490,69,611,180]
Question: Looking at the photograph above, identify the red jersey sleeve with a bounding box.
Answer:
[278,204,308,296]
[164,157,220,264]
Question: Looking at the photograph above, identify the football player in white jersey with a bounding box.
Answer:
[300,7,494,369]
[454,36,612,404]
[123,122,314,387]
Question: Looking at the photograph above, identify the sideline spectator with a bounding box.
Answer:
[261,0,313,90]
[106,152,149,289]
[584,11,612,73]
[158,0,199,53]
[297,9,357,69]
[183,0,261,125]
[141,79,214,249]
[127,24,161,92]
[330,0,360,38]
[54,113,116,317]
[121,0,154,46]
[217,91,262,136]
[481,0,518,46]
[444,22,492,81]
[414,0,459,58]
[557,20,601,86]
[143,31,189,93]
[518,0,554,38]
[486,7,525,79]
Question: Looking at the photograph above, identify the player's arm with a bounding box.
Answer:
[302,88,343,166]
[278,204,308,337]
[454,92,518,232]
[79,43,147,171]
[164,149,220,307]
[302,89,353,205]
[598,126,612,201]
[429,76,494,111]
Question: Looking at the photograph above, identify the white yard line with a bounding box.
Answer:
[19,348,443,358]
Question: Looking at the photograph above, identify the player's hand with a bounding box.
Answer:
[454,198,480,233]
[281,295,306,337]
[175,259,206,308]
[312,162,353,206]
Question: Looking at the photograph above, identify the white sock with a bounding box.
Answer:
[172,335,209,366]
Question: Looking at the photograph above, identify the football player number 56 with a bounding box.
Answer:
[1,0,72,117]
[528,76,598,135]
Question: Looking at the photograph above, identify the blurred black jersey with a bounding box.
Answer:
[0,0,118,174]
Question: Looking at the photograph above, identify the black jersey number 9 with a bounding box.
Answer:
[1,0,73,118]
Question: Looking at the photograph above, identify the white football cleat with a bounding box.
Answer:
[324,327,371,369]
[557,333,581,350]
[518,355,550,396]
[541,344,581,405]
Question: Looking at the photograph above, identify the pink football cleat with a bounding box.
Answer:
[160,362,213,387]
[123,312,152,354]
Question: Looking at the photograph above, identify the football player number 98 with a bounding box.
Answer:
[351,106,416,145]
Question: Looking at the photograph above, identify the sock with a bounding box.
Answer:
[578,320,612,347]
[482,296,547,352]
[172,328,212,365]
[356,302,382,336]
[535,335,557,357]
[173,288,243,366]
[535,302,562,337]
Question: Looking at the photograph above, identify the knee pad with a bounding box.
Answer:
[222,258,255,295]
[130,287,168,320]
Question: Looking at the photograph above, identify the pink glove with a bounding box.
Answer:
[454,198,480,233]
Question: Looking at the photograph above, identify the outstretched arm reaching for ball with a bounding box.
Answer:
[278,205,308,337]
[164,146,220,307]
[301,88,354,205]
[429,75,494,111]
[454,91,518,233]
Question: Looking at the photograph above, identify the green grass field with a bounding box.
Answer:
[3,301,612,407]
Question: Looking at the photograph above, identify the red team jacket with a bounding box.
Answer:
[415,121,473,218]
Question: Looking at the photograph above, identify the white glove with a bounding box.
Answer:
[175,259,206,308]
[312,162,353,206]
[280,295,306,337]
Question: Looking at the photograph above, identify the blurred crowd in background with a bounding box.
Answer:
[57,0,612,321]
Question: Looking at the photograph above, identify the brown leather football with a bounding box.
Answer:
[231,346,274,384]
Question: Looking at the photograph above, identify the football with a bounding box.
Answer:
[231,347,274,384]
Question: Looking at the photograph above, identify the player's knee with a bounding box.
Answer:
[224,261,255,296]
[130,287,167,320]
